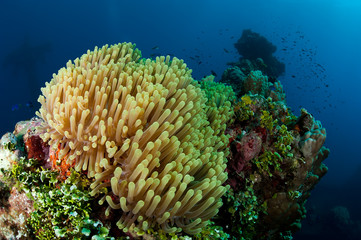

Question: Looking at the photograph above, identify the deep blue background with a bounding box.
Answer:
[1,0,360,238]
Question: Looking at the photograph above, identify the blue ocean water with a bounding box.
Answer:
[0,0,360,239]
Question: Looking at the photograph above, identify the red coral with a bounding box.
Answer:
[255,126,267,142]
[49,145,74,180]
[21,118,51,168]
[228,131,262,174]
[226,131,262,190]
[24,135,48,162]
[239,132,262,162]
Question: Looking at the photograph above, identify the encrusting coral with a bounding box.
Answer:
[36,42,233,235]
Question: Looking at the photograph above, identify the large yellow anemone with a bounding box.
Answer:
[37,42,232,235]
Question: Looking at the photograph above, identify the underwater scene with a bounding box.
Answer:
[0,0,360,239]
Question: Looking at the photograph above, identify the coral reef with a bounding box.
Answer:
[222,67,285,101]
[221,66,246,97]
[231,29,285,80]
[217,68,329,239]
[0,41,329,240]
[0,127,115,239]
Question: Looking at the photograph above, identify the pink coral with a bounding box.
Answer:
[0,187,33,239]
[230,131,262,174]
[239,131,263,162]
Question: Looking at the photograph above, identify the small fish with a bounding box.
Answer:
[210,70,217,77]
[150,53,160,58]
[198,61,202,65]
[291,75,296,78]
[223,48,229,53]
[151,46,159,50]
[11,104,19,111]
[11,101,34,111]
[25,101,34,108]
